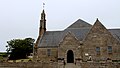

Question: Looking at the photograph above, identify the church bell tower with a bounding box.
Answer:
[33,4,46,61]
[39,9,46,37]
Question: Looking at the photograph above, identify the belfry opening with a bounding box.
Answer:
[67,50,74,63]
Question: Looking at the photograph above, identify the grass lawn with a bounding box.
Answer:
[0,56,3,60]
[0,52,33,62]
[0,52,7,60]
[8,59,33,62]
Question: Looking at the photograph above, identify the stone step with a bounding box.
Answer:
[65,63,80,68]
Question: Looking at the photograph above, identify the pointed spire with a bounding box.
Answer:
[42,9,45,14]
[39,7,46,36]
[41,3,45,15]
[41,9,46,20]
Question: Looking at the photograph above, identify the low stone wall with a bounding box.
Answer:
[80,62,120,68]
[0,62,58,68]
[0,62,120,68]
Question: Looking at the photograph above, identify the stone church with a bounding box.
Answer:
[33,9,120,63]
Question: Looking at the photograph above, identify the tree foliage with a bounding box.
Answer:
[6,38,35,60]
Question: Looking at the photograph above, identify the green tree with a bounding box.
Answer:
[6,38,35,60]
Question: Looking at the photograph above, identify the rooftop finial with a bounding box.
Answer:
[43,3,45,9]
[96,18,99,20]
[96,18,100,22]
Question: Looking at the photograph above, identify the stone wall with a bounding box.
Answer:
[83,20,120,61]
[0,62,120,68]
[58,32,82,62]
[80,62,120,68]
[0,62,58,68]
[37,48,58,62]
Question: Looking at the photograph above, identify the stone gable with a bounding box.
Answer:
[58,32,82,61]
[83,19,120,61]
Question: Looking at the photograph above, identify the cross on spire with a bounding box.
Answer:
[43,3,45,9]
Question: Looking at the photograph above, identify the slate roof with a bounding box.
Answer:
[67,19,92,29]
[109,29,120,41]
[38,19,120,48]
[38,31,63,48]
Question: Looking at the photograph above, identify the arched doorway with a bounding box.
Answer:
[67,50,74,63]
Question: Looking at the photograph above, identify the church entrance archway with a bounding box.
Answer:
[67,50,74,63]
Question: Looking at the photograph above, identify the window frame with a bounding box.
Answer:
[108,46,112,54]
[96,47,100,55]
[47,49,51,56]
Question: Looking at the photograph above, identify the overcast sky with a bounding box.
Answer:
[0,0,120,52]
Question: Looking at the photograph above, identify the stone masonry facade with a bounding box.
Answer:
[32,9,120,68]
